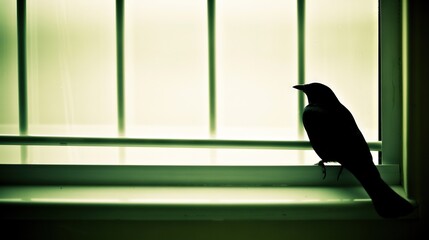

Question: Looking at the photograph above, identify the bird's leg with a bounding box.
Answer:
[316,160,327,180]
[336,165,344,181]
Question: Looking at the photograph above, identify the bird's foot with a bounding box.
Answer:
[316,160,327,180]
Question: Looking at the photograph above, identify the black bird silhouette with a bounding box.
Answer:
[294,82,414,218]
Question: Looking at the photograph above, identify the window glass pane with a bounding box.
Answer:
[0,146,21,164]
[125,148,316,165]
[125,0,209,138]
[0,0,380,166]
[306,0,378,141]
[0,0,19,135]
[125,147,212,165]
[216,149,379,166]
[26,0,117,137]
[14,144,380,165]
[0,1,20,164]
[217,0,298,140]
[27,146,118,165]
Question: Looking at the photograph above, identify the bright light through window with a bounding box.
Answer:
[0,0,379,165]
[217,0,298,140]
[125,0,209,139]
[0,0,19,135]
[25,0,117,137]
[306,0,379,141]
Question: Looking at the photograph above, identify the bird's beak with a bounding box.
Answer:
[293,85,305,91]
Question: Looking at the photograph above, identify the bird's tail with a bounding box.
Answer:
[345,163,415,218]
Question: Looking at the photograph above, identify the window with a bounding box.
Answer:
[0,0,401,186]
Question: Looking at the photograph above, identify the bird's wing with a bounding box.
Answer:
[302,103,372,166]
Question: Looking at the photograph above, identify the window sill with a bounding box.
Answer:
[0,185,417,220]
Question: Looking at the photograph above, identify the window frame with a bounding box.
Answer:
[0,0,402,187]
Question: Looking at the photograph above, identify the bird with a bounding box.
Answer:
[293,82,414,218]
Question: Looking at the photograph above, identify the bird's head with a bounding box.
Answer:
[293,82,339,105]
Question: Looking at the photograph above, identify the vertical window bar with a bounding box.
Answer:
[378,0,382,164]
[297,0,305,138]
[116,0,125,137]
[17,0,28,164]
[208,0,216,137]
[17,0,27,136]
[380,0,402,165]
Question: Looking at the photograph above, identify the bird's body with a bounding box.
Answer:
[294,82,414,218]
[303,101,372,168]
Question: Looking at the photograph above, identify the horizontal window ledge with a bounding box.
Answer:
[0,185,417,221]
[0,135,382,151]
[0,165,400,186]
